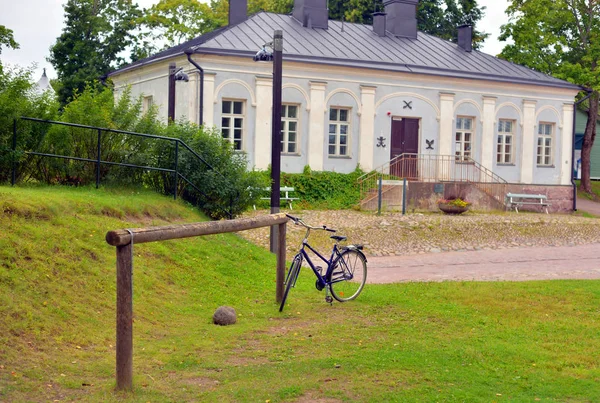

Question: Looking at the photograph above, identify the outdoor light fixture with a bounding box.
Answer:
[253,43,274,62]
[173,67,189,82]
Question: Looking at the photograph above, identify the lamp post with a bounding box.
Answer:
[254,30,283,253]
[167,63,190,123]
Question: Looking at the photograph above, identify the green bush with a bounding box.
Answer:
[261,165,364,210]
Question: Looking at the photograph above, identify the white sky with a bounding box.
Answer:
[0,0,512,81]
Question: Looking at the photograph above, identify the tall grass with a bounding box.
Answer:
[1,185,599,402]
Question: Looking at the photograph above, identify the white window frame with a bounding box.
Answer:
[537,122,554,166]
[221,99,245,151]
[281,104,300,154]
[455,116,474,162]
[328,107,351,157]
[496,119,515,164]
[142,95,153,114]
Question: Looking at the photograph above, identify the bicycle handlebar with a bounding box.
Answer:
[286,214,336,233]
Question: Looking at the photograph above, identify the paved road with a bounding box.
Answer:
[367,243,600,283]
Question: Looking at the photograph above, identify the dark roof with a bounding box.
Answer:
[111,12,580,90]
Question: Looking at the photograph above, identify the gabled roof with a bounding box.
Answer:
[111,12,580,91]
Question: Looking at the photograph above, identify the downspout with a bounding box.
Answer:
[185,50,204,126]
[572,87,594,211]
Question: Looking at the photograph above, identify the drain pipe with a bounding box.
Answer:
[185,50,204,126]
[572,88,594,211]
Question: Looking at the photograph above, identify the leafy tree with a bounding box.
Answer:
[48,0,142,106]
[0,25,19,74]
[138,0,221,48]
[499,0,600,194]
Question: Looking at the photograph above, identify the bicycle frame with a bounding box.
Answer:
[293,225,345,289]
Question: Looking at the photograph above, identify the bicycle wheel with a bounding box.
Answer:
[329,249,367,302]
[279,254,302,312]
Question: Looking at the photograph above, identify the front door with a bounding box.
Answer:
[390,117,419,178]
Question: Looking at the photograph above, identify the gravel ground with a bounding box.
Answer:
[239,209,600,260]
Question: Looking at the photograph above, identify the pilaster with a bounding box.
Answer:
[481,96,497,171]
[521,99,537,184]
[359,85,377,170]
[254,75,273,170]
[308,81,327,171]
[439,92,455,156]
[561,103,574,185]
[203,72,216,127]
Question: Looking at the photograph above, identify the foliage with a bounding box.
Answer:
[3,186,600,401]
[146,122,267,219]
[0,66,59,183]
[48,0,143,106]
[499,0,600,194]
[138,0,222,49]
[0,25,18,54]
[273,165,364,209]
[438,197,471,207]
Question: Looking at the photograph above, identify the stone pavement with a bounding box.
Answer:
[367,242,600,283]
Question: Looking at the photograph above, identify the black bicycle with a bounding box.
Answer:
[280,214,368,312]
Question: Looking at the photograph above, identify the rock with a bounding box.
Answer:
[213,306,237,326]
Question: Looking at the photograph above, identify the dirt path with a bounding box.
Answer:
[367,243,600,283]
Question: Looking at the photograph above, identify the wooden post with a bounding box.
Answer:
[116,242,133,391]
[276,221,286,303]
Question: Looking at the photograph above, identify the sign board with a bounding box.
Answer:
[434,183,444,193]
[381,180,404,186]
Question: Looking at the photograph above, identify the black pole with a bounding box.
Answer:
[377,176,382,215]
[96,129,102,189]
[270,30,283,253]
[572,88,594,211]
[173,141,179,200]
[11,119,17,186]
[168,63,176,124]
[185,52,204,125]
[402,178,407,215]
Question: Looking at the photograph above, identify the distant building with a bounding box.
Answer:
[35,68,55,95]
[108,0,583,211]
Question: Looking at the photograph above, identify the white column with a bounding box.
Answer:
[308,81,327,171]
[561,103,574,185]
[359,85,376,171]
[439,92,455,156]
[203,72,216,127]
[521,99,537,184]
[254,75,273,170]
[481,96,497,172]
[187,70,199,125]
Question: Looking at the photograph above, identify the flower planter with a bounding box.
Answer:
[438,203,470,215]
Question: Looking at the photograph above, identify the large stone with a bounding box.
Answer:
[213,306,237,326]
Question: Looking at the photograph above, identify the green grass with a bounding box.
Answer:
[576,179,600,200]
[2,185,600,402]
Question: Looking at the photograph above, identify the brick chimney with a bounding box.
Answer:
[293,0,329,29]
[457,25,473,52]
[383,0,419,39]
[373,12,387,37]
[229,0,248,26]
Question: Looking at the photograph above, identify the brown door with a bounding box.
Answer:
[390,118,419,179]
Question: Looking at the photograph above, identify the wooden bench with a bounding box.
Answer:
[505,193,550,214]
[255,186,300,210]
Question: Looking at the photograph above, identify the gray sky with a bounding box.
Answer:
[0,0,512,81]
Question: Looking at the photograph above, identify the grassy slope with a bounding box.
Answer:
[1,186,600,402]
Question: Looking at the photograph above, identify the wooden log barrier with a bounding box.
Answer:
[106,213,289,391]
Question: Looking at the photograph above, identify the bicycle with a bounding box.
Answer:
[280,214,368,312]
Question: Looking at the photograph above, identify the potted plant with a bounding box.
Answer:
[438,197,471,215]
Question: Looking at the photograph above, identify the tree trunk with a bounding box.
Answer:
[580,91,598,194]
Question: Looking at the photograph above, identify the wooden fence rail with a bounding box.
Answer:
[105,213,289,391]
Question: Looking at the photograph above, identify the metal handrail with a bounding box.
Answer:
[11,117,236,218]
[359,153,508,209]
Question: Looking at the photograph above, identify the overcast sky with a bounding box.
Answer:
[0,0,512,81]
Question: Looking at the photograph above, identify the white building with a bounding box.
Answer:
[109,0,582,211]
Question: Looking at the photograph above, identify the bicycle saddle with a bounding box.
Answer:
[330,235,347,242]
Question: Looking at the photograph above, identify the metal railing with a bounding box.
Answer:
[358,153,508,208]
[10,117,236,218]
